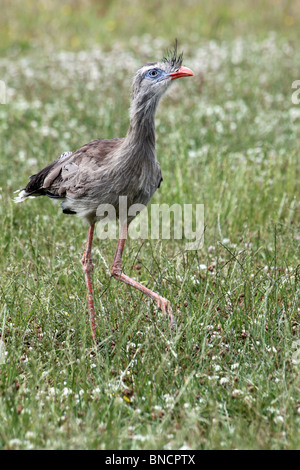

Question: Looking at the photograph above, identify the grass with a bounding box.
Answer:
[0,0,299,450]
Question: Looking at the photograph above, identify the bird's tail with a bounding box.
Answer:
[13,189,35,203]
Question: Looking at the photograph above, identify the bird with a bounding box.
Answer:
[15,42,194,342]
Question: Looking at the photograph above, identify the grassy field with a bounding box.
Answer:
[0,0,299,450]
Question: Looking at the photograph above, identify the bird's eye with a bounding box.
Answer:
[146,69,161,79]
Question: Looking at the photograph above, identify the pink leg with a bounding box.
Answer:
[110,225,175,328]
[81,223,97,342]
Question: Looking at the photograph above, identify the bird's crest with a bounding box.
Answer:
[162,39,183,70]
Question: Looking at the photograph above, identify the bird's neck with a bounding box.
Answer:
[124,96,160,152]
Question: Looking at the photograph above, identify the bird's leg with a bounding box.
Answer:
[110,225,175,328]
[81,223,97,342]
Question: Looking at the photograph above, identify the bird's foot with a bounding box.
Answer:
[157,297,176,329]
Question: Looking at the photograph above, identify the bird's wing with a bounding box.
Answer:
[23,138,124,199]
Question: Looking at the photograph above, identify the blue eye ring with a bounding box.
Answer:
[146,68,161,79]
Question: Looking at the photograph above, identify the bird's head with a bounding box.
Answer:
[130,41,194,115]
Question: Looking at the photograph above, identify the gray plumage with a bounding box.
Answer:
[15,46,191,224]
[14,43,194,341]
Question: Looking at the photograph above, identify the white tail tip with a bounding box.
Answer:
[14,189,29,203]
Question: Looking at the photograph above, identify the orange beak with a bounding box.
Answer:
[169,66,194,80]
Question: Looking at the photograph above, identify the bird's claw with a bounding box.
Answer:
[157,297,176,329]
